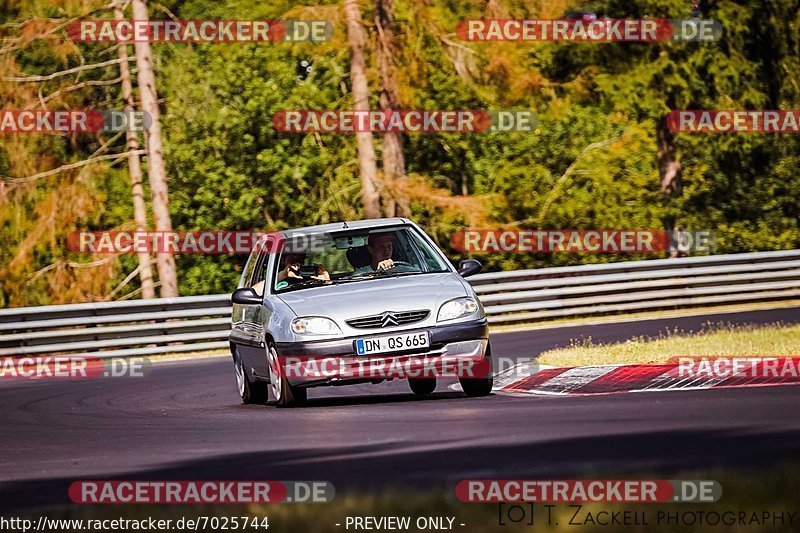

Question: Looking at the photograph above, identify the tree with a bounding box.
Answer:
[344,0,381,219]
[115,0,155,299]
[131,0,178,297]
[375,0,407,216]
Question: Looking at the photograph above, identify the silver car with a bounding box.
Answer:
[229,218,491,407]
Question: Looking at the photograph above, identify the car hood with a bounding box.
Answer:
[277,272,468,321]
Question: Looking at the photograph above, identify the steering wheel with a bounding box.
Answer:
[381,260,417,272]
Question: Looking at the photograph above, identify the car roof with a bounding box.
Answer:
[279,218,411,238]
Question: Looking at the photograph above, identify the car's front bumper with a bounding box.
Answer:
[274,318,489,387]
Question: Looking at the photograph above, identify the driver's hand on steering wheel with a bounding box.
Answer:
[376,259,395,271]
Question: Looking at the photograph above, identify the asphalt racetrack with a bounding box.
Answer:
[1,307,799,512]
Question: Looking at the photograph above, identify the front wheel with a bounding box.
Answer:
[458,343,494,397]
[266,343,307,407]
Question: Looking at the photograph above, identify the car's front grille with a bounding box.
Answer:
[346,310,430,329]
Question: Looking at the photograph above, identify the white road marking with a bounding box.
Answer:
[534,365,617,392]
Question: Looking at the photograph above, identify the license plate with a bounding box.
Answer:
[355,332,429,356]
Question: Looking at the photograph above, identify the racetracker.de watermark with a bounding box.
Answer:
[273,110,537,133]
[0,110,150,133]
[275,354,492,380]
[456,480,721,502]
[669,357,800,379]
[68,480,334,504]
[455,19,721,42]
[450,230,715,254]
[67,231,332,255]
[0,356,150,379]
[668,110,800,133]
[67,19,332,42]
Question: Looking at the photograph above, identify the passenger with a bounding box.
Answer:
[272,253,330,290]
[251,253,305,295]
[313,264,331,281]
[277,253,305,283]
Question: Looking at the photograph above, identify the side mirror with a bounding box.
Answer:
[457,259,482,278]
[232,287,262,305]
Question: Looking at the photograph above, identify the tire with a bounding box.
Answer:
[266,342,307,407]
[233,348,268,404]
[409,378,437,395]
[458,343,494,397]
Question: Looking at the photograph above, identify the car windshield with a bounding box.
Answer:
[272,226,450,293]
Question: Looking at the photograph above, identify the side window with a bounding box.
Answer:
[241,250,259,288]
[242,238,271,296]
[251,251,269,296]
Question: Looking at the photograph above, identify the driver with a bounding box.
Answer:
[367,232,396,271]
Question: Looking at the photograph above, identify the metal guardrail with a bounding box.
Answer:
[1,250,799,358]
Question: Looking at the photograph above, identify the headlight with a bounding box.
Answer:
[437,297,479,322]
[291,316,342,335]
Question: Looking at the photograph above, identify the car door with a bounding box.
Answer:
[230,245,259,357]
[231,239,271,378]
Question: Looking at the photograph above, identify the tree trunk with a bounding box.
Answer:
[344,0,381,219]
[375,0,406,217]
[115,0,155,299]
[657,121,681,196]
[657,118,685,258]
[131,0,178,297]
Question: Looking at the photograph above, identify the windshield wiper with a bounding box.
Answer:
[386,271,429,278]
[333,273,381,282]
[336,269,438,282]
[278,278,329,292]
